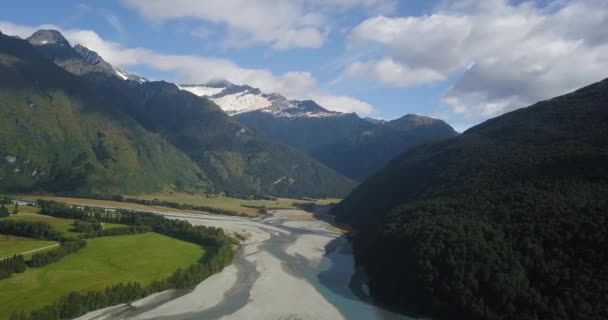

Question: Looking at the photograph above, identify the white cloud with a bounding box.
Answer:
[100,12,125,34]
[122,0,394,50]
[343,57,445,87]
[0,20,373,114]
[345,0,608,119]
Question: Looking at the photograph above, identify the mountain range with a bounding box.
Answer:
[0,31,206,195]
[1,25,607,320]
[181,80,457,181]
[0,29,359,198]
[0,28,458,197]
[332,77,608,319]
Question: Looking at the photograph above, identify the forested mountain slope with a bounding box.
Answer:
[234,109,374,153]
[182,79,457,182]
[333,78,608,319]
[102,79,356,198]
[21,29,356,198]
[313,114,457,181]
[0,32,209,195]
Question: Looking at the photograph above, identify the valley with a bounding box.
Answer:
[1,2,607,318]
[13,194,340,217]
[73,208,410,320]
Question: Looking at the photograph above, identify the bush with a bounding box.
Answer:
[0,255,26,279]
[28,240,87,268]
[0,205,9,217]
[0,220,60,240]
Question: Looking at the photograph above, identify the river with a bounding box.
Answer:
[77,209,414,320]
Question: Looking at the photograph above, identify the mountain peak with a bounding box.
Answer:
[73,44,114,70]
[384,114,446,131]
[27,29,70,47]
[363,116,386,125]
[179,82,342,118]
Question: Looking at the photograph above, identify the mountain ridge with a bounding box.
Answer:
[311,113,457,180]
[0,32,210,195]
[178,81,343,118]
[332,77,608,319]
[14,29,356,198]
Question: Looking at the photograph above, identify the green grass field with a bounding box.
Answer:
[13,194,341,216]
[0,235,56,259]
[133,193,341,216]
[0,232,203,318]
[13,193,341,216]
[4,213,125,237]
[13,205,39,214]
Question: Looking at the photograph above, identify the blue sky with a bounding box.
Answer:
[1,0,607,132]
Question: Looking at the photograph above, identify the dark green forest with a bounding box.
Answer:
[0,255,25,279]
[313,114,457,181]
[333,78,608,319]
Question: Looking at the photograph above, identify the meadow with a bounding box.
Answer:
[0,235,56,258]
[14,194,341,216]
[5,211,124,237]
[134,193,340,215]
[0,232,203,318]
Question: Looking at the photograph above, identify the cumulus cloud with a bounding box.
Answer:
[343,57,445,87]
[345,0,608,119]
[121,0,394,50]
[0,20,373,114]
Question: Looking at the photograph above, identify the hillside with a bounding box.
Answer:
[186,81,457,181]
[182,81,375,153]
[313,114,457,180]
[234,111,374,153]
[104,80,356,198]
[0,32,209,195]
[332,79,608,319]
[23,30,356,198]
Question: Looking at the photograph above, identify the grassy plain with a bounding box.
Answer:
[0,233,203,318]
[135,192,341,215]
[4,212,124,237]
[0,235,56,258]
[14,194,341,216]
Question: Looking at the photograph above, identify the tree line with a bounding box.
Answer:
[40,194,247,216]
[0,255,25,280]
[73,219,102,233]
[82,225,152,238]
[28,240,86,268]
[0,220,60,240]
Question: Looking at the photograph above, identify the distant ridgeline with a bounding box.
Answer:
[9,200,235,320]
[333,78,608,319]
[0,30,355,199]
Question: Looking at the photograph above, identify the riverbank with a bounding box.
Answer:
[76,209,412,320]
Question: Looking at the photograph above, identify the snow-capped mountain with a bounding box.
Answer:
[27,29,71,47]
[178,81,341,118]
[27,30,146,83]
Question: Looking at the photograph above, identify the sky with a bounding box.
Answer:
[1,0,607,131]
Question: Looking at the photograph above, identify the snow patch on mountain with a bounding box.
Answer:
[115,69,129,80]
[178,85,228,99]
[114,67,147,83]
[178,81,343,118]
[212,91,272,114]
